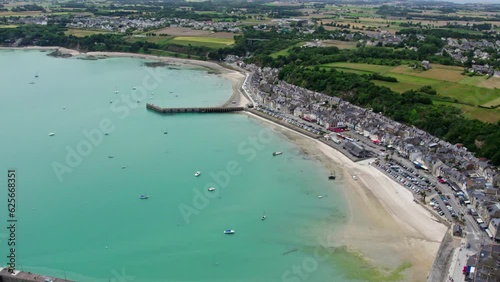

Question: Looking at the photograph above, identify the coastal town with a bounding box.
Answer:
[4,13,500,74]
[235,59,500,281]
[1,0,500,281]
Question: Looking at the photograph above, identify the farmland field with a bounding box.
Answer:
[64,28,112,37]
[170,36,234,48]
[152,27,236,39]
[320,62,394,73]
[320,40,358,49]
[389,65,464,82]
[319,62,500,122]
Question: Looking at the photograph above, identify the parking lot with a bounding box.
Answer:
[373,159,463,222]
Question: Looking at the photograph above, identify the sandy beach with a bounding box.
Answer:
[243,111,448,281]
[3,46,447,280]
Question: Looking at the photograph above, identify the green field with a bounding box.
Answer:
[170,36,234,48]
[319,62,500,122]
[321,62,394,74]
[270,42,305,58]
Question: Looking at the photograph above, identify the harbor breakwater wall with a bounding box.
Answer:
[146,103,244,114]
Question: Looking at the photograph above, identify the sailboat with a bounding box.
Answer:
[328,171,336,180]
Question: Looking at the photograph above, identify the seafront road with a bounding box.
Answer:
[447,242,476,282]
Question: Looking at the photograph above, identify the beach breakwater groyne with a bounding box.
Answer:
[146,103,244,114]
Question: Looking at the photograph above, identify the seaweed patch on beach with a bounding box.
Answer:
[303,245,412,281]
[143,61,179,68]
[47,50,72,58]
[79,55,104,61]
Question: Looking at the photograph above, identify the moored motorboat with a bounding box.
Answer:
[272,152,282,156]
[140,194,149,199]
[223,229,235,234]
[328,171,336,180]
[194,171,201,177]
[48,132,55,136]
[208,187,215,192]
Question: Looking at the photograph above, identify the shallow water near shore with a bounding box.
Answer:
[0,50,408,281]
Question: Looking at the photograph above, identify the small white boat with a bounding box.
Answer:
[318,195,323,199]
[352,176,358,180]
[261,215,266,220]
[208,187,215,192]
[114,87,119,94]
[48,132,55,136]
[140,194,149,199]
[194,171,201,177]
[272,152,282,156]
[223,229,235,234]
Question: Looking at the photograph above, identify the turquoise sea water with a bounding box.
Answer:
[0,50,357,282]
